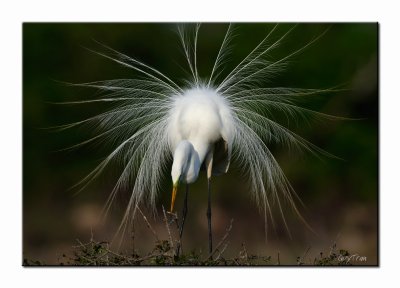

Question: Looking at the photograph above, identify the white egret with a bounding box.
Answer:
[169,87,234,252]
[60,24,342,253]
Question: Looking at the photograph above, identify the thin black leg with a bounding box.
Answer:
[207,178,213,254]
[179,184,189,239]
[176,184,189,256]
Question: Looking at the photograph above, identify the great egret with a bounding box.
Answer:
[169,87,233,252]
[61,23,341,253]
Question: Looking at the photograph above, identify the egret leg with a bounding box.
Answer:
[179,184,189,239]
[176,184,189,256]
[207,177,213,254]
[204,148,214,255]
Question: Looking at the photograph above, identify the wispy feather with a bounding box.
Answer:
[57,24,344,242]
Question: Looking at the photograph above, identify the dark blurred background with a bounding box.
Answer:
[23,23,378,265]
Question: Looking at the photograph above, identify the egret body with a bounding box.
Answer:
[169,88,233,194]
[168,87,234,252]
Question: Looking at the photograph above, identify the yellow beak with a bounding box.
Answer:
[170,184,178,212]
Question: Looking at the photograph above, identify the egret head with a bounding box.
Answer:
[170,140,200,211]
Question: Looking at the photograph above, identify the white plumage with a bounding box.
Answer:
[168,87,234,184]
[61,24,340,242]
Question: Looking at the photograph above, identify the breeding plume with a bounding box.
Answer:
[60,24,340,251]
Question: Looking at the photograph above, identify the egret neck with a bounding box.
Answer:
[170,140,202,211]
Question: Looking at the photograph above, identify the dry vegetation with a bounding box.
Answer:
[24,206,353,266]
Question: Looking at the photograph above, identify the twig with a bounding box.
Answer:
[240,242,249,262]
[329,242,337,257]
[105,242,110,265]
[215,242,229,261]
[208,218,234,259]
[136,205,159,242]
[79,254,97,265]
[131,216,135,254]
[298,246,311,265]
[162,206,174,250]
[329,232,341,257]
[90,226,94,242]
[74,238,140,265]
[74,238,87,248]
